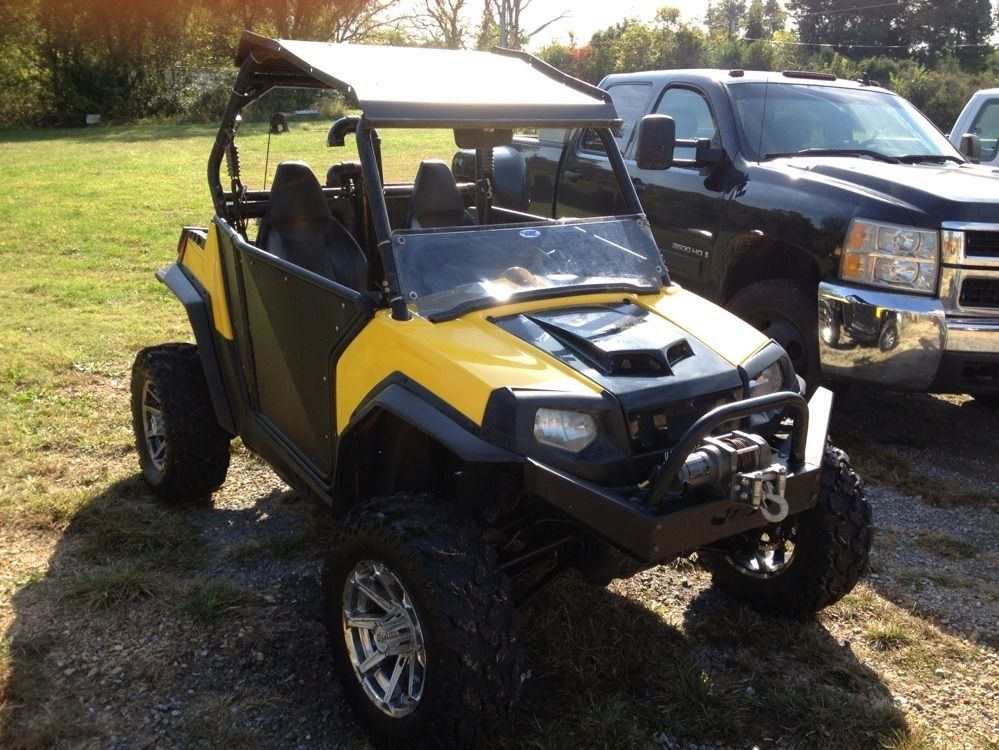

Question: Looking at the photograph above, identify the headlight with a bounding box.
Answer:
[533,408,597,453]
[748,361,784,397]
[840,219,938,294]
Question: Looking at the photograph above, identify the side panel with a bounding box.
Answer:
[179,224,234,339]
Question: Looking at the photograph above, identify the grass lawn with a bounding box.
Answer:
[0,122,995,749]
[0,120,456,528]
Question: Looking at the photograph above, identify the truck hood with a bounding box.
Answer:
[770,157,999,223]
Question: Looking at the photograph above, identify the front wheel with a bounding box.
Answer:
[324,494,522,749]
[700,446,872,618]
[130,344,230,502]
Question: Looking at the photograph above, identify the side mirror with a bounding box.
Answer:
[959,133,982,163]
[636,114,675,170]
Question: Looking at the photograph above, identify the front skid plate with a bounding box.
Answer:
[524,459,820,563]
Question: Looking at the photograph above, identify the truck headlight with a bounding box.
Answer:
[840,219,938,294]
[748,361,784,397]
[534,408,597,453]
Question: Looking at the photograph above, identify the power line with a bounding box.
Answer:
[741,35,995,49]
[792,2,904,17]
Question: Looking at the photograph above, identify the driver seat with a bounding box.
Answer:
[257,161,368,290]
[408,160,475,229]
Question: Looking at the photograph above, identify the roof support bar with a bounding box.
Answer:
[357,121,410,321]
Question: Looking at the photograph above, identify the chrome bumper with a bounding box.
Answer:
[817,281,999,391]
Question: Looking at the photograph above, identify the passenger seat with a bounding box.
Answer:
[408,160,475,229]
[256,161,368,290]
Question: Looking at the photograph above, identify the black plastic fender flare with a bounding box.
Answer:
[331,381,520,506]
[340,381,519,464]
[156,263,236,434]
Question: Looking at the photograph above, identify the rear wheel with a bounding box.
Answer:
[324,494,522,749]
[700,445,871,618]
[130,344,230,502]
[728,279,820,392]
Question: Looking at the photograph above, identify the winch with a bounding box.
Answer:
[677,431,790,522]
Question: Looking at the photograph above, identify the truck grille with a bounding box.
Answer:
[965,231,999,258]
[959,278,999,309]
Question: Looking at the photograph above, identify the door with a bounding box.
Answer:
[237,241,369,477]
[967,98,999,167]
[630,85,726,294]
[556,82,652,218]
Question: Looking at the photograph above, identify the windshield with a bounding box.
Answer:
[393,216,664,320]
[730,82,962,162]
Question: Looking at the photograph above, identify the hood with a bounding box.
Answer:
[766,157,999,224]
[493,300,746,412]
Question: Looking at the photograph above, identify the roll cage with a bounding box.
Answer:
[208,32,643,321]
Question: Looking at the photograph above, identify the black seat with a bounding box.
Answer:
[257,161,368,290]
[408,160,475,229]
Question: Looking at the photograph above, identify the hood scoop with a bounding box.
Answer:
[522,304,695,377]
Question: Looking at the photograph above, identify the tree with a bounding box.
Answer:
[487,0,569,50]
[418,0,468,48]
[474,1,499,48]
[705,0,747,40]
[910,0,994,69]
[763,0,786,35]
[787,0,912,60]
[745,0,765,39]
[266,0,405,43]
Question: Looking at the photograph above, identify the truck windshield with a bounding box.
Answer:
[730,82,962,162]
[392,216,664,320]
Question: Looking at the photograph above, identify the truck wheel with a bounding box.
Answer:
[130,344,230,502]
[728,280,820,391]
[324,494,522,749]
[700,446,871,618]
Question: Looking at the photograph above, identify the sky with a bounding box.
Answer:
[517,0,709,50]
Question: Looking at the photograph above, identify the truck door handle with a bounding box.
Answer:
[631,177,646,193]
[564,169,582,183]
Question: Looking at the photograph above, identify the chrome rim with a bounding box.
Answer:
[141,381,167,472]
[342,560,426,718]
[725,522,797,578]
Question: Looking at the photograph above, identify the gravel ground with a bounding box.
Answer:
[1,388,997,749]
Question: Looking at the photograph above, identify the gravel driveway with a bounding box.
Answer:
[0,386,996,749]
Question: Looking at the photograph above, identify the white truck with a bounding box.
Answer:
[950,88,999,166]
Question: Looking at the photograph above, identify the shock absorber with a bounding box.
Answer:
[475,146,494,225]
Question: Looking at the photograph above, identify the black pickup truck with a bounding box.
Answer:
[455,69,999,404]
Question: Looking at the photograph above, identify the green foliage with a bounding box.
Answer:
[787,0,994,68]
[2,0,997,131]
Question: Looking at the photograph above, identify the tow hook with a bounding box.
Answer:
[732,465,789,522]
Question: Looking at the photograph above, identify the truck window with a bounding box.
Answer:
[729,82,957,161]
[580,82,651,154]
[654,87,720,161]
[969,99,999,161]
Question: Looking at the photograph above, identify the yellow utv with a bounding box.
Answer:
[130,32,872,749]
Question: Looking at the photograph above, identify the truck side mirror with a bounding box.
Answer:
[959,133,982,163]
[636,114,675,170]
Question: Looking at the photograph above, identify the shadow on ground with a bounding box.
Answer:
[828,387,999,646]
[1,467,912,749]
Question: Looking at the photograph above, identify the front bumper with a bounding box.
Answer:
[523,389,831,564]
[818,281,999,394]
[525,458,820,563]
